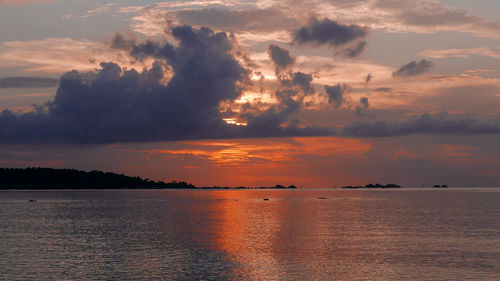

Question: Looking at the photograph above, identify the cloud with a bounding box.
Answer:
[325,84,348,107]
[121,4,298,42]
[80,3,119,19]
[0,0,56,6]
[137,136,372,166]
[259,0,500,39]
[392,59,434,77]
[419,47,500,59]
[243,104,329,138]
[395,2,500,38]
[316,0,500,38]
[0,25,329,144]
[343,112,500,137]
[0,38,139,74]
[373,87,392,92]
[0,77,59,88]
[292,72,314,94]
[292,17,368,56]
[249,45,329,136]
[414,84,500,115]
[117,0,500,40]
[355,97,369,116]
[233,44,331,138]
[364,73,373,87]
[267,44,295,70]
[289,54,395,85]
[340,41,366,58]
[175,7,298,33]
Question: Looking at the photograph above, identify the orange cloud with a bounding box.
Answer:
[440,144,479,157]
[133,137,372,174]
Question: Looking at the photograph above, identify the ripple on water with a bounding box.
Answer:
[0,189,499,280]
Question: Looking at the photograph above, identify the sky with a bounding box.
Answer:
[1,0,500,187]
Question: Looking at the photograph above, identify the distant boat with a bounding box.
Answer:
[433,185,448,188]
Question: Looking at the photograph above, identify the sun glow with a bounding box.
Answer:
[223,118,248,126]
[235,91,277,104]
[136,137,372,168]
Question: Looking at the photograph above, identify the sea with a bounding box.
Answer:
[0,188,499,280]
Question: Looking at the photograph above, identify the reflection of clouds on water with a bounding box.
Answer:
[0,189,498,280]
[0,191,239,280]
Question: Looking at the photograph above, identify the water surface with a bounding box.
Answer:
[1,189,499,280]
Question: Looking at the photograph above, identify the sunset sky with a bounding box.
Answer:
[1,0,499,187]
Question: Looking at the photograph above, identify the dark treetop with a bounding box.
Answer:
[0,167,195,189]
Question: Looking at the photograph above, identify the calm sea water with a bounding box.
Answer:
[0,188,499,280]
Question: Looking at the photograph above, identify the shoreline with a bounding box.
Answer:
[2,187,500,191]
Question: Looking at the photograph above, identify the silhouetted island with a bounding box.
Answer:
[0,167,300,190]
[341,183,401,189]
[433,185,448,188]
[0,167,195,189]
[197,184,297,189]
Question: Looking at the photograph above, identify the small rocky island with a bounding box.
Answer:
[199,185,297,189]
[341,183,401,189]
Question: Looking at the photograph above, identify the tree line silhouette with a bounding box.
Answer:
[0,167,195,189]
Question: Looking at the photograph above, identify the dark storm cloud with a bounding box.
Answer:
[243,98,329,138]
[343,112,500,137]
[0,25,329,144]
[240,44,330,137]
[292,72,314,94]
[0,77,59,88]
[268,44,295,70]
[392,59,435,77]
[292,17,368,56]
[325,84,347,108]
[267,45,314,94]
[355,97,369,116]
[110,33,136,50]
[293,17,367,46]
